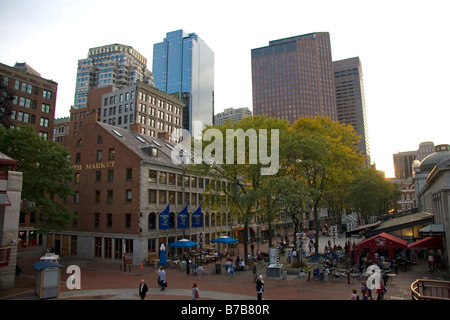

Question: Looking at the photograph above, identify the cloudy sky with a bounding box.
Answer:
[1,0,449,177]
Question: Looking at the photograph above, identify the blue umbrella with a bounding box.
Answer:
[210,236,238,244]
[159,243,167,266]
[168,239,198,248]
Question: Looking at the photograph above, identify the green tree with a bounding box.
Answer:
[187,115,290,261]
[0,126,75,232]
[347,167,401,222]
[288,116,365,255]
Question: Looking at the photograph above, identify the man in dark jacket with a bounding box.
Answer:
[139,279,149,300]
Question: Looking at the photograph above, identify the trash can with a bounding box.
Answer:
[33,260,63,299]
[215,264,221,274]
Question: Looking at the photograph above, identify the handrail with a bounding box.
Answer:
[411,279,450,300]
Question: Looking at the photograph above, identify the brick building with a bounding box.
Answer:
[46,119,232,265]
[0,62,57,140]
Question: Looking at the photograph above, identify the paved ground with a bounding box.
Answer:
[1,235,448,301]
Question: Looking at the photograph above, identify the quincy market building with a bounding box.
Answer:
[46,120,233,265]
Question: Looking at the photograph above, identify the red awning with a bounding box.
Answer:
[357,232,408,259]
[408,236,444,250]
[358,232,408,249]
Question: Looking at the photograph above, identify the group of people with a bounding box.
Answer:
[225,255,246,275]
[138,266,200,300]
[348,280,386,300]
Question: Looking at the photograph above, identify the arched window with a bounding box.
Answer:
[76,138,82,147]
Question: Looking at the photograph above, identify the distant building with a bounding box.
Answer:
[251,32,337,123]
[393,142,435,179]
[214,107,252,126]
[100,80,184,142]
[333,57,370,164]
[53,117,69,144]
[153,30,214,135]
[0,62,58,140]
[73,44,153,110]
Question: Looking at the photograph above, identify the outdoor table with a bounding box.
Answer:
[387,273,397,284]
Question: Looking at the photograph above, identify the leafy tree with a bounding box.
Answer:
[347,167,401,222]
[0,126,75,232]
[187,115,289,260]
[288,116,365,254]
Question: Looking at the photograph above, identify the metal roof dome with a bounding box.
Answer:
[419,144,450,172]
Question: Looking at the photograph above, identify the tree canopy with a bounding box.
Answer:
[0,126,75,232]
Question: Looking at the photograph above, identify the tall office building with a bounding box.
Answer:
[251,32,337,123]
[152,30,214,135]
[333,57,370,163]
[74,44,153,110]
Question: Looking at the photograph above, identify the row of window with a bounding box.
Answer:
[9,110,50,127]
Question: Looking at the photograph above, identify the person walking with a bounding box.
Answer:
[192,283,200,300]
[252,264,258,283]
[139,279,148,300]
[256,275,264,300]
[158,266,167,290]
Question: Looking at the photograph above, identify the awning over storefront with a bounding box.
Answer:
[408,236,444,250]
[358,232,408,259]
[419,224,445,237]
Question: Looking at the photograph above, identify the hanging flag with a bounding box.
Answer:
[177,204,188,229]
[191,204,202,228]
[159,204,170,229]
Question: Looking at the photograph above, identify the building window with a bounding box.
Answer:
[43,90,52,100]
[159,190,166,204]
[148,189,157,204]
[95,190,101,203]
[148,170,157,183]
[125,214,131,229]
[159,172,167,184]
[126,168,132,180]
[107,214,112,229]
[125,189,132,203]
[74,192,79,204]
[97,150,102,161]
[107,190,113,203]
[108,148,115,160]
[94,213,100,229]
[148,213,156,230]
[96,171,101,182]
[108,170,114,182]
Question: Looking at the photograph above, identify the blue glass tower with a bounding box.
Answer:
[153,30,214,135]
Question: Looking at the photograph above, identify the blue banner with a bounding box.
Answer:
[159,204,170,229]
[191,205,202,228]
[177,205,188,229]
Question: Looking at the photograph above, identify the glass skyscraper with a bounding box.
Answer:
[153,30,214,135]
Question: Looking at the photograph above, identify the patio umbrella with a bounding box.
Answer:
[210,236,238,244]
[168,239,198,248]
[159,243,167,266]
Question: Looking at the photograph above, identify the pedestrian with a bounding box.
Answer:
[360,281,371,300]
[158,266,167,290]
[192,283,200,300]
[256,275,264,300]
[186,259,190,275]
[139,279,148,300]
[122,252,127,272]
[348,289,359,300]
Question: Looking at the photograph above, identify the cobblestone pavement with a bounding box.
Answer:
[1,236,448,301]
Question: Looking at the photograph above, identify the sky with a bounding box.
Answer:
[1,0,449,178]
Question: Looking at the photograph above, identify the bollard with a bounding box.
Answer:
[282,270,287,280]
